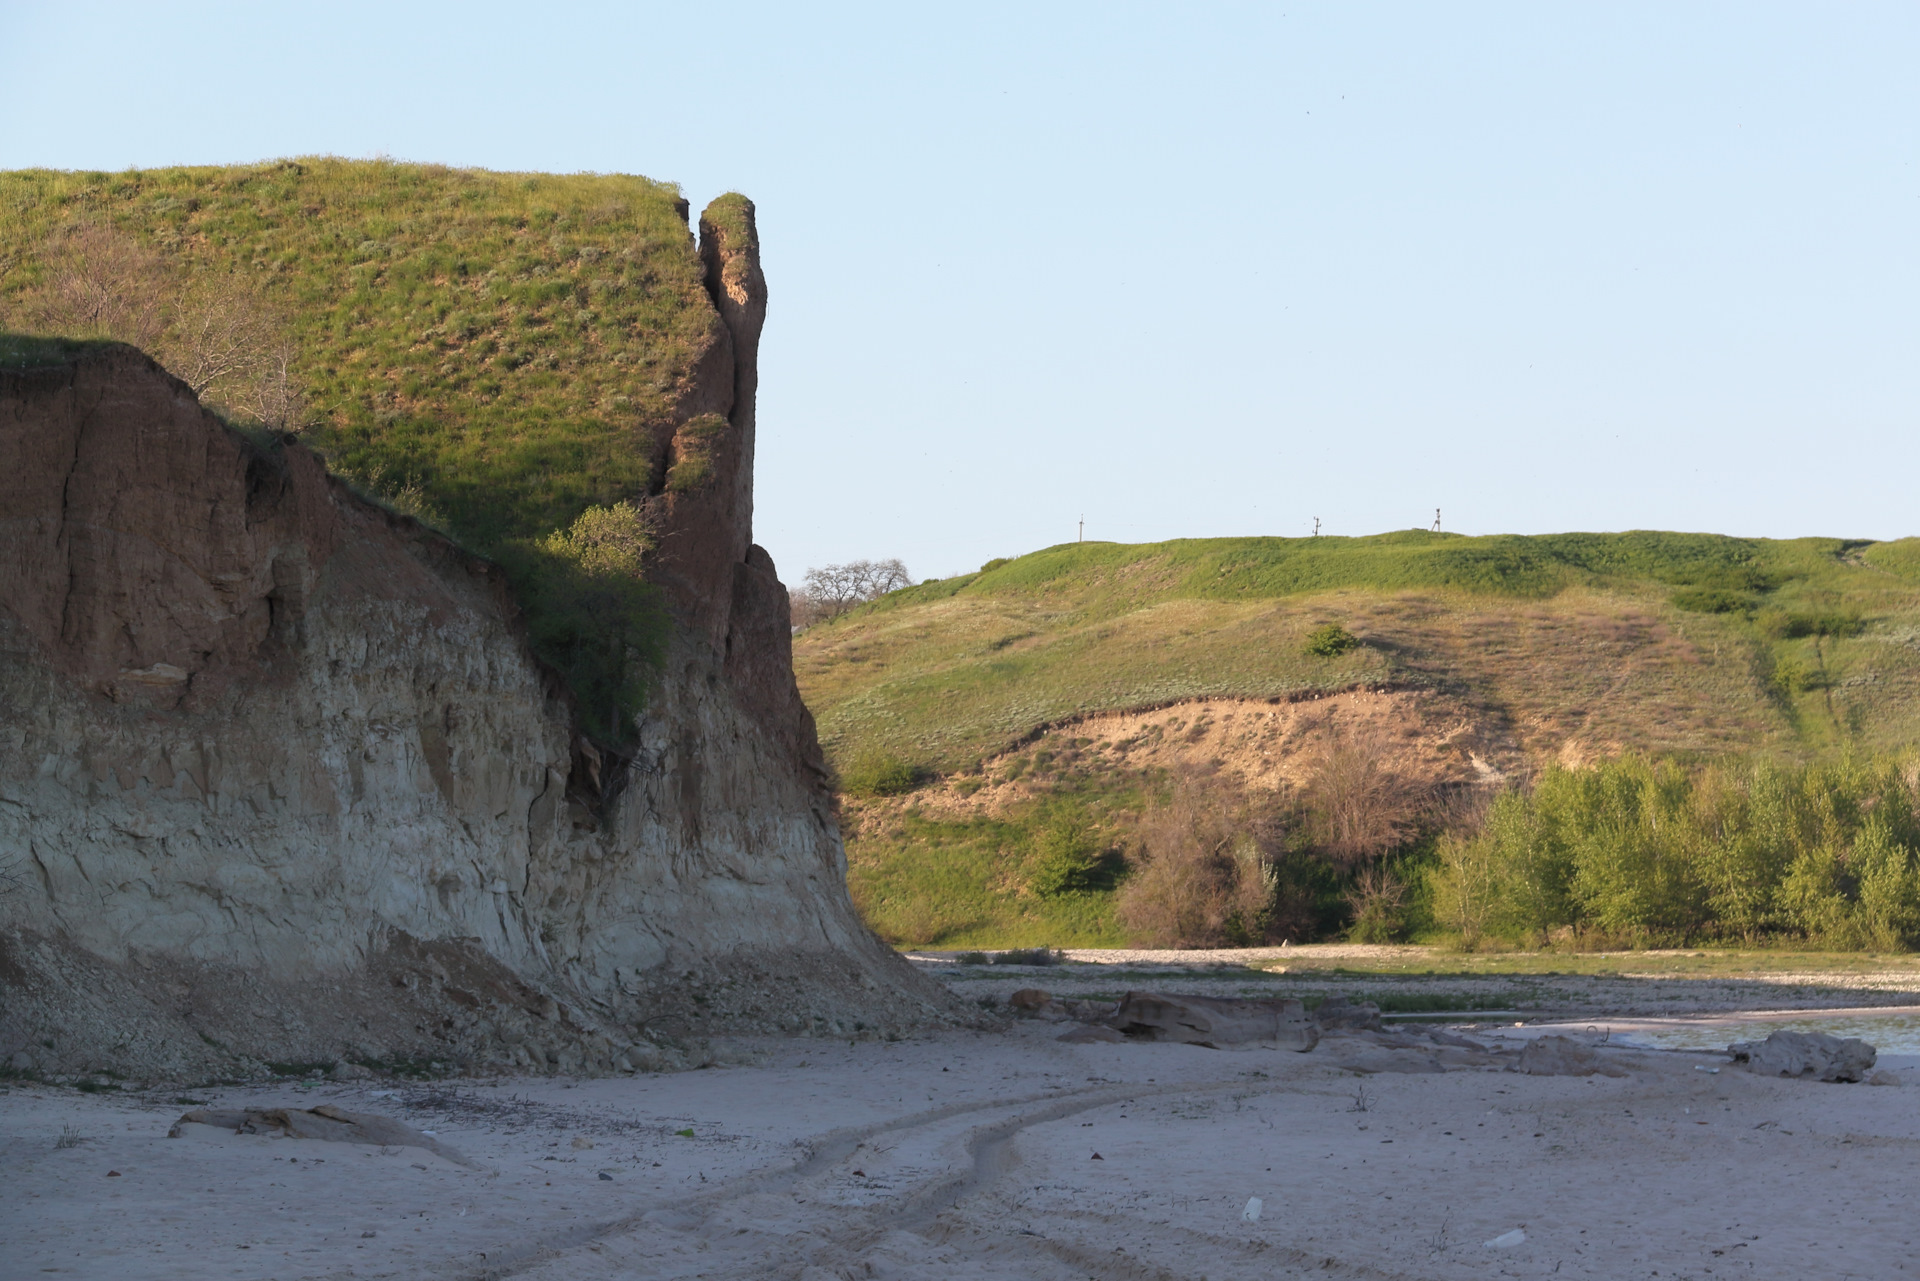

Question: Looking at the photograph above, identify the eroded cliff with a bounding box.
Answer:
[0,200,956,1083]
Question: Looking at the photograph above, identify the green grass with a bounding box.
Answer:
[0,161,716,543]
[848,805,1129,947]
[1256,946,1920,979]
[0,160,735,738]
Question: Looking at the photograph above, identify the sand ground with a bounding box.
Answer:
[7,959,1920,1281]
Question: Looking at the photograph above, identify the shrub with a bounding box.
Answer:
[1303,623,1359,658]
[1424,752,1920,948]
[1671,587,1753,614]
[1115,775,1282,946]
[1026,811,1115,897]
[1302,726,1426,865]
[841,753,921,797]
[1344,864,1408,942]
[991,947,1062,966]
[1771,657,1821,696]
[1758,609,1865,640]
[513,502,667,743]
[664,414,728,493]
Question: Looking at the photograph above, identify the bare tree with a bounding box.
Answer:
[168,273,285,399]
[17,222,170,350]
[793,558,912,627]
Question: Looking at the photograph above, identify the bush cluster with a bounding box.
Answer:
[840,753,922,797]
[1303,623,1360,658]
[1427,753,1920,948]
[508,502,666,743]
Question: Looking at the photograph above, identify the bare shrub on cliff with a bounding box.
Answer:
[167,273,294,416]
[12,223,301,428]
[17,222,170,351]
[793,558,912,627]
[1116,773,1283,947]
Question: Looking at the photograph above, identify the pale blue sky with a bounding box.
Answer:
[6,3,1917,580]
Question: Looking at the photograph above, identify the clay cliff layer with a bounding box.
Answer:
[0,201,954,1082]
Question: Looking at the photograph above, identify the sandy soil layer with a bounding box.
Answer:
[6,1009,1919,1281]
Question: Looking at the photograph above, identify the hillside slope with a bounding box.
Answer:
[794,532,1920,946]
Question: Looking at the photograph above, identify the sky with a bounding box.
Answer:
[5,2,1917,580]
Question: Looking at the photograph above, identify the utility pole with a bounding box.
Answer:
[1431,507,1442,533]
[1313,516,1321,538]
[1078,515,1084,543]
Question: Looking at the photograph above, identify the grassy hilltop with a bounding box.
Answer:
[0,160,738,735]
[795,531,1920,948]
[802,530,1920,771]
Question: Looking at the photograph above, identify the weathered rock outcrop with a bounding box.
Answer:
[1109,992,1320,1050]
[1730,1030,1876,1083]
[0,198,957,1083]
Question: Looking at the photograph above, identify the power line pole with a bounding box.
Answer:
[1431,507,1442,533]
[1313,516,1321,538]
[1078,515,1084,543]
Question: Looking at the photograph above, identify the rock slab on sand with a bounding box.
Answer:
[1110,992,1319,1050]
[1513,1035,1627,1078]
[1730,1030,1876,1083]
[170,1105,483,1168]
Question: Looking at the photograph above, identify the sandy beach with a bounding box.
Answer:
[7,952,1920,1280]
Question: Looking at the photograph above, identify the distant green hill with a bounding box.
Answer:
[797,531,1920,948]
[799,531,1920,775]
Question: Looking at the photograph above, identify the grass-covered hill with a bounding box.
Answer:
[1,160,712,543]
[802,530,1920,772]
[0,160,742,737]
[794,531,1920,947]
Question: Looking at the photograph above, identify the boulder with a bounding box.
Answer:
[1109,992,1319,1050]
[1007,988,1070,1020]
[1512,1035,1626,1078]
[1057,1024,1127,1044]
[1729,1030,1876,1083]
[1313,996,1385,1032]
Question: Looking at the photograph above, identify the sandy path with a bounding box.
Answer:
[6,1018,1920,1280]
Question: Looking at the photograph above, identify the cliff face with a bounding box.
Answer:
[0,201,954,1083]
